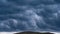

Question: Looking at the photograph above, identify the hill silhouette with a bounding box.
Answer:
[15,31,54,34]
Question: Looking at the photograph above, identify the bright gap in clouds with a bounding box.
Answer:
[0,32,60,34]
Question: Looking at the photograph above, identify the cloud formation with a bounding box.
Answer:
[0,0,60,32]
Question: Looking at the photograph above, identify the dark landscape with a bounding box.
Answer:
[15,31,54,34]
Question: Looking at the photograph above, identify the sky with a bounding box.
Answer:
[0,0,60,32]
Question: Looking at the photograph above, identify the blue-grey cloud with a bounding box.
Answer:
[0,0,60,32]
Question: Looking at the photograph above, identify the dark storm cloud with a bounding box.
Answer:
[0,0,60,32]
[6,0,55,6]
[0,3,24,15]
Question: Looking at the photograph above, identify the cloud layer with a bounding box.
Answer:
[0,0,60,32]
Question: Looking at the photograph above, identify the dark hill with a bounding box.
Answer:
[15,31,54,34]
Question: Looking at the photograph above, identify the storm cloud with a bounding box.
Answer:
[0,0,60,32]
